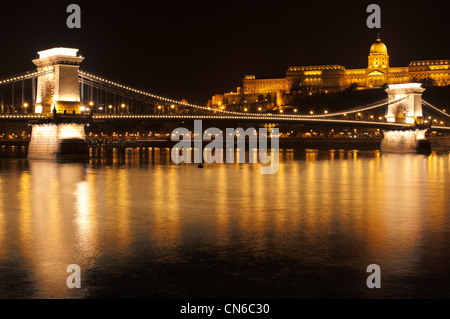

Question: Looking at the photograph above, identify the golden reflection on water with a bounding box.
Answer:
[74,173,98,262]
[116,168,131,250]
[17,162,91,297]
[0,148,449,297]
[0,176,4,258]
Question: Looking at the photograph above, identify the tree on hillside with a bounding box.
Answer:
[344,82,359,92]
[420,77,436,88]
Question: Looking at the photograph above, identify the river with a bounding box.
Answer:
[0,148,449,298]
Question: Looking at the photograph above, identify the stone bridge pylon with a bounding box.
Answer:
[32,48,84,114]
[385,83,425,125]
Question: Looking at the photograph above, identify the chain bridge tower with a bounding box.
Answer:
[32,48,84,114]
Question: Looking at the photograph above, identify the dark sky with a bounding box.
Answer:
[1,0,449,104]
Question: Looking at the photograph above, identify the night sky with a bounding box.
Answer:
[1,0,449,104]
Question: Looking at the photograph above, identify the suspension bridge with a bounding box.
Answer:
[0,47,450,133]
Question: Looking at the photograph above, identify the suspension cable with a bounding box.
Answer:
[79,69,403,118]
[422,100,450,118]
[0,69,53,85]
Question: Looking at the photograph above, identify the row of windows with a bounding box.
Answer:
[347,78,365,83]
[410,73,450,79]
[304,78,322,82]
[411,60,449,66]
[244,80,285,85]
[288,65,344,71]
[245,85,285,91]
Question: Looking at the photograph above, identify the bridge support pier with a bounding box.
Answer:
[28,123,89,160]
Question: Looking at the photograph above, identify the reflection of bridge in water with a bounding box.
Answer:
[0,47,450,133]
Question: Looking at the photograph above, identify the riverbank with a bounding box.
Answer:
[1,137,449,158]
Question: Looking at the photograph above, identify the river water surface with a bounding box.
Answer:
[0,148,449,298]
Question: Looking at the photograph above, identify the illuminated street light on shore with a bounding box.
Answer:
[157,105,162,109]
[294,109,297,113]
[23,103,28,108]
[310,111,314,115]
[121,103,126,108]
[108,105,112,109]
[244,108,248,112]
[258,107,262,111]
[89,101,94,106]
[324,110,328,114]
[80,106,86,112]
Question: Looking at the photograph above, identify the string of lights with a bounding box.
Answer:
[78,70,407,119]
[0,69,53,85]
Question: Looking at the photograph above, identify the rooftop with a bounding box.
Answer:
[37,48,79,59]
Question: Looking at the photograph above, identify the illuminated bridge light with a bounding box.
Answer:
[76,70,413,121]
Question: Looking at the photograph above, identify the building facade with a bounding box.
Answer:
[209,36,450,110]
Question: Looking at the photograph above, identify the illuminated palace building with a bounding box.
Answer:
[209,36,450,110]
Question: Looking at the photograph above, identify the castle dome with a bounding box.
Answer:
[370,36,388,55]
